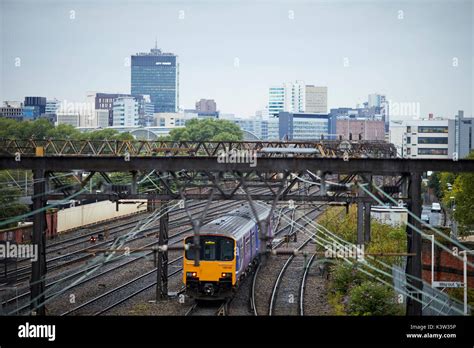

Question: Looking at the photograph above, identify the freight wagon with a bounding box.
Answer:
[0,200,147,243]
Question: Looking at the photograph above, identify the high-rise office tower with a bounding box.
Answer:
[131,44,179,113]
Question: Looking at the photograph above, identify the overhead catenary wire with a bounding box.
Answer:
[290,174,472,307]
[0,183,79,210]
[370,183,473,255]
[273,210,452,315]
[10,202,180,315]
[279,208,464,315]
[294,206,468,313]
[0,188,89,229]
[0,172,78,193]
[255,201,467,315]
[358,183,474,270]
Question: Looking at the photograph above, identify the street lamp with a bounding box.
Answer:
[450,196,457,238]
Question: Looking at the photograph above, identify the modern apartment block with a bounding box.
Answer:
[268,81,327,116]
[305,86,328,114]
[45,99,61,115]
[112,97,139,127]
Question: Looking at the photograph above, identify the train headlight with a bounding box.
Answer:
[221,272,232,278]
[186,272,197,278]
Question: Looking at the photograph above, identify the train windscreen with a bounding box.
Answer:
[185,236,234,261]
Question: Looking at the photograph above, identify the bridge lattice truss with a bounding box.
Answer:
[1,139,473,316]
[0,139,398,158]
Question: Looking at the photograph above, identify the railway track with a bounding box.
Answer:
[3,186,310,316]
[250,206,324,316]
[299,253,316,316]
[268,235,316,315]
[185,300,231,316]
[59,199,296,316]
[59,200,291,316]
[2,200,246,314]
[6,198,217,283]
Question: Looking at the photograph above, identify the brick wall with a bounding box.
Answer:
[422,239,474,287]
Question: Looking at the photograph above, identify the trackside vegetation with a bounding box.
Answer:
[318,206,405,315]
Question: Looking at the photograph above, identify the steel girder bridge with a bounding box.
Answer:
[1,138,473,316]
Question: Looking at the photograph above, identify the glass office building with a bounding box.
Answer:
[131,47,179,113]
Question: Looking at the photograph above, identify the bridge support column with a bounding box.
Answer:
[406,172,422,316]
[357,178,366,244]
[357,201,364,244]
[156,174,169,300]
[364,202,371,243]
[31,169,47,315]
[319,174,327,196]
[363,175,372,243]
[130,171,138,195]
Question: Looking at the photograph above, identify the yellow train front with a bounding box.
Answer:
[183,204,271,300]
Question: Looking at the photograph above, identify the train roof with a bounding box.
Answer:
[198,204,271,240]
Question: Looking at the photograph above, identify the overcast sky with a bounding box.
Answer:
[0,0,472,118]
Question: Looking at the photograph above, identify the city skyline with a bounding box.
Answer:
[0,0,472,118]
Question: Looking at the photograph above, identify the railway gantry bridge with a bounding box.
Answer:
[1,138,473,316]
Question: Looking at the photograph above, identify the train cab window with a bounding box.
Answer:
[185,236,235,261]
[221,239,234,261]
[203,240,217,260]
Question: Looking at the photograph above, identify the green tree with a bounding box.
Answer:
[452,151,474,235]
[0,118,135,141]
[168,119,243,142]
[0,118,52,139]
[439,172,458,207]
[428,172,441,198]
[83,128,120,141]
[46,124,81,139]
[0,172,29,229]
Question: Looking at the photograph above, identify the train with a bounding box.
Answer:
[183,204,272,300]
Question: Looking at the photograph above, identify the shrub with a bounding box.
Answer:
[330,262,366,295]
[347,281,403,316]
